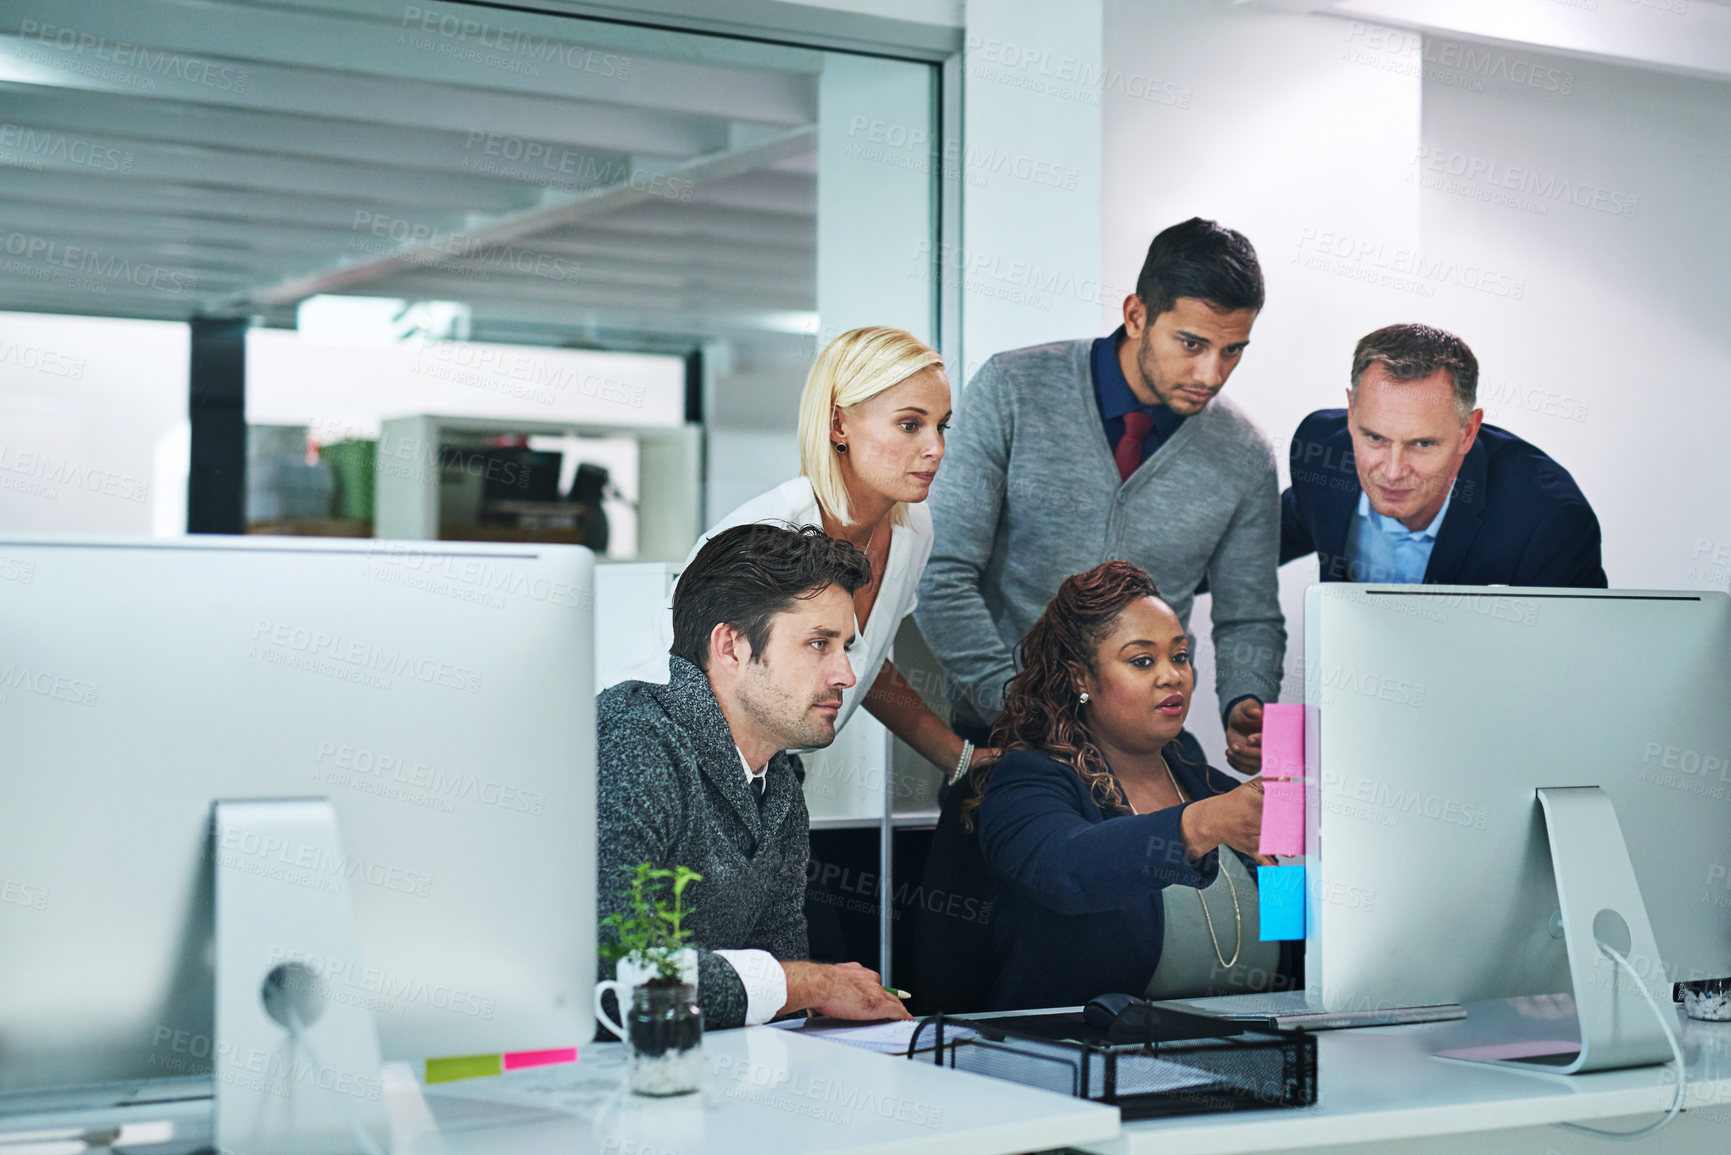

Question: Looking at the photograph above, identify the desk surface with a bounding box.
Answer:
[396,1025,1118,1155]
[1080,1005,1731,1155]
[16,1004,1731,1155]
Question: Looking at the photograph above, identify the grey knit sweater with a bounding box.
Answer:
[916,337,1286,729]
[596,657,809,1030]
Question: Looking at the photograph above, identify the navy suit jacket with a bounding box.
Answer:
[976,733,1300,1011]
[1281,409,1607,587]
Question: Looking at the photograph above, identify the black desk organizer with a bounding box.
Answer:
[907,1007,1317,1120]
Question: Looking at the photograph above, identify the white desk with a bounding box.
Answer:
[1078,1006,1731,1155]
[0,1027,1112,1155]
[391,1026,1117,1155]
[398,1011,1731,1155]
[22,1008,1731,1155]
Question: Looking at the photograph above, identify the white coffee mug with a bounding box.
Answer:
[595,949,698,1040]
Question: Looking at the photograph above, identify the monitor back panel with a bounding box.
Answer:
[0,535,596,1093]
[1304,585,1731,1011]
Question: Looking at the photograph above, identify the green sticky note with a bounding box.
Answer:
[425,1053,503,1084]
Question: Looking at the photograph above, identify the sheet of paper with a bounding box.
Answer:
[1258,779,1304,857]
[797,1018,970,1054]
[1435,1040,1581,1062]
[1258,864,1305,940]
[1261,702,1304,779]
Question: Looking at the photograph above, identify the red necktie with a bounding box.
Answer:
[1114,410,1154,482]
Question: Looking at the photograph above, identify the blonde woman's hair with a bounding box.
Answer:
[798,327,944,528]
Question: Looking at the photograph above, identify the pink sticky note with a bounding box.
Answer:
[503,1047,578,1071]
[1259,779,1305,857]
[1262,702,1304,780]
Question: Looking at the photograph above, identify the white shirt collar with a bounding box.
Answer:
[736,745,767,783]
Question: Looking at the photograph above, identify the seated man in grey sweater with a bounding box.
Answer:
[598,522,911,1030]
[918,217,1286,773]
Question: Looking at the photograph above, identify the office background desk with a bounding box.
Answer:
[1077,1007,1731,1155]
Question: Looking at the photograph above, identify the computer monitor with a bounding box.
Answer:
[0,535,596,1113]
[1304,584,1731,1069]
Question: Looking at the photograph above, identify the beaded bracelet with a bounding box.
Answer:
[948,739,975,786]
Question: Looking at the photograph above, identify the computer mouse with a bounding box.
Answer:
[1083,991,1150,1031]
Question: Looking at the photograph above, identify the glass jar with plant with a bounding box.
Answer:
[595,862,704,1096]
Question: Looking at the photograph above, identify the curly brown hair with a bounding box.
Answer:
[962,560,1179,831]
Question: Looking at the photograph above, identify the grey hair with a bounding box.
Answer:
[1349,323,1479,423]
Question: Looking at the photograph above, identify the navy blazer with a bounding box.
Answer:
[1281,409,1606,587]
[976,733,1299,1011]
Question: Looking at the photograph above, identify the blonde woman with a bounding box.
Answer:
[677,326,998,784]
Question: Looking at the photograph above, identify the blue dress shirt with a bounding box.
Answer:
[1343,490,1452,583]
[1091,327,1183,465]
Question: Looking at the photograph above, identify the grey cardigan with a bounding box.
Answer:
[916,337,1287,728]
[596,657,810,1030]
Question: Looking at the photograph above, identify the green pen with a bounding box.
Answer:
[883,986,911,999]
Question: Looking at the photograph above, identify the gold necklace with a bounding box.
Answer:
[824,511,881,599]
[1158,754,1242,970]
[856,522,886,605]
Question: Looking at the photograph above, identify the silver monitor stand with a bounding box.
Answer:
[1483,787,1674,1073]
[213,798,388,1155]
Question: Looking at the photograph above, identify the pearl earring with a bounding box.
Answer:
[1078,691,1090,705]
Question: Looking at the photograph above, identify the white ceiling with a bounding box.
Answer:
[0,0,821,352]
[1261,0,1731,82]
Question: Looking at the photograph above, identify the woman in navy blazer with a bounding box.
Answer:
[969,561,1300,1010]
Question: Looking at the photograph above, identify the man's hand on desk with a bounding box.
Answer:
[780,960,912,1021]
[1224,698,1263,775]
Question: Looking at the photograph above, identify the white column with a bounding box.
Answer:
[959,0,1105,380]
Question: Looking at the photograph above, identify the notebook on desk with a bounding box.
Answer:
[1156,991,1465,1031]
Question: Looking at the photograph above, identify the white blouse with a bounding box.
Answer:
[641,477,933,737]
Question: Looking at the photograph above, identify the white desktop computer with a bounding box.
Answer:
[1302,584,1731,1073]
[0,534,597,1152]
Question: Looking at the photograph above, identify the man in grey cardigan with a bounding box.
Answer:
[918,218,1285,773]
[598,523,910,1030]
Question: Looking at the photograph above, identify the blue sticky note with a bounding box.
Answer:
[1259,865,1305,941]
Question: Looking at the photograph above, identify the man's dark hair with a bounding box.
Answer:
[671,522,872,670]
[1350,323,1479,421]
[1135,217,1265,319]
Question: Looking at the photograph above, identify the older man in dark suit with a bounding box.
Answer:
[1282,323,1605,588]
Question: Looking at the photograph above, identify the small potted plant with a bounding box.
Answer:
[596,862,704,1096]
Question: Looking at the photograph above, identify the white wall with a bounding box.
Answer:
[0,311,188,536]
[958,0,1105,378]
[1103,0,1425,757]
[1414,40,1731,590]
